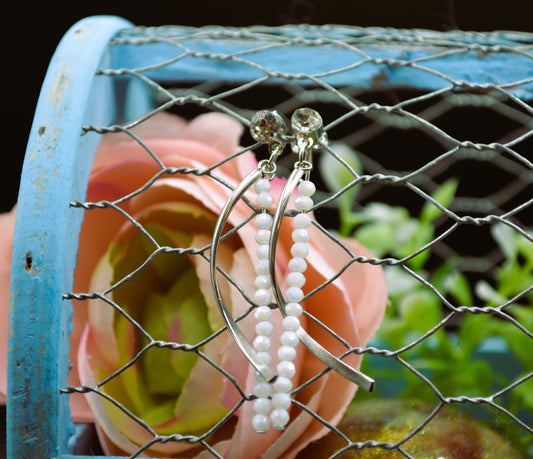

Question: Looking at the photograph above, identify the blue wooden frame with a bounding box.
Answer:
[7,15,133,458]
[6,16,532,458]
[114,26,533,99]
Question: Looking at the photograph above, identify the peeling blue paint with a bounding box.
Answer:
[113,26,533,99]
[7,15,132,458]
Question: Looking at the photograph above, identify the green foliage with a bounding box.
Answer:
[323,162,533,455]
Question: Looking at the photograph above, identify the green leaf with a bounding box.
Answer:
[486,311,533,369]
[353,223,396,257]
[458,314,491,356]
[443,270,473,306]
[475,280,507,305]
[398,290,441,332]
[362,202,409,224]
[513,377,533,408]
[320,142,362,196]
[450,359,493,397]
[420,179,458,223]
[384,266,420,299]
[491,222,518,260]
[395,220,433,270]
[497,262,533,298]
[375,318,409,349]
[516,230,533,263]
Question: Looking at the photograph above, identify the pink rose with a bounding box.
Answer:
[1,111,387,458]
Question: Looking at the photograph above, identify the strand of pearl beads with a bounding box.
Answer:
[269,178,315,430]
[251,177,276,434]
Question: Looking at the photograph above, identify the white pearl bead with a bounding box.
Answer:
[254,305,272,321]
[255,259,270,275]
[272,392,291,410]
[254,289,272,306]
[254,275,271,289]
[256,351,272,366]
[256,320,274,336]
[298,180,316,196]
[255,371,266,382]
[253,398,272,415]
[254,381,272,398]
[293,213,311,228]
[295,195,313,212]
[277,361,296,378]
[291,242,309,258]
[281,331,299,347]
[288,258,307,273]
[255,213,273,229]
[256,192,274,209]
[282,316,300,332]
[292,228,310,243]
[287,271,306,288]
[252,413,271,433]
[273,376,293,393]
[285,286,304,303]
[271,409,290,429]
[254,178,271,194]
[277,345,297,361]
[285,302,303,317]
[253,335,271,352]
[256,244,269,260]
[255,229,271,245]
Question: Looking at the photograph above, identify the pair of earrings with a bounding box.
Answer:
[210,108,374,434]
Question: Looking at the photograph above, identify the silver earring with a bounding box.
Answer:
[210,108,374,434]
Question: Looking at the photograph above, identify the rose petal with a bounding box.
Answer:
[86,252,121,368]
[80,324,202,457]
[0,208,15,403]
[183,112,244,159]
[341,238,388,345]
[96,111,187,155]
[78,326,152,455]
[170,337,229,432]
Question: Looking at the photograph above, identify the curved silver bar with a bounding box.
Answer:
[269,167,375,392]
[210,168,277,383]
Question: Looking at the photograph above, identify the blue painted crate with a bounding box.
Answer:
[7,16,532,458]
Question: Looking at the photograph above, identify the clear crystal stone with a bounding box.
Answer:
[250,110,287,143]
[291,108,323,135]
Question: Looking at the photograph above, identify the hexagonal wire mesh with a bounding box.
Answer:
[61,25,532,457]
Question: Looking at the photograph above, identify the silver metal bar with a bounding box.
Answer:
[210,168,277,383]
[269,167,375,392]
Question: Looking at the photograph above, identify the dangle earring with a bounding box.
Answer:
[269,108,375,394]
[210,108,375,435]
[210,110,287,386]
[249,111,288,433]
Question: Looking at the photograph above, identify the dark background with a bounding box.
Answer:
[1,1,531,457]
[1,0,532,213]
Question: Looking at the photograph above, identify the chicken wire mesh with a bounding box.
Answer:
[56,25,533,457]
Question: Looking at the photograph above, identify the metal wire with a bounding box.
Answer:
[62,25,532,458]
